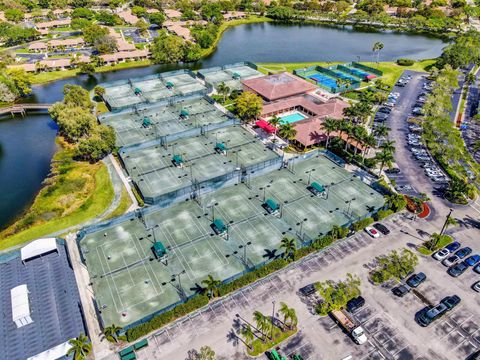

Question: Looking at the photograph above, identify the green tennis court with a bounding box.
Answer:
[198,64,263,91]
[99,97,232,148]
[120,125,280,204]
[79,153,384,328]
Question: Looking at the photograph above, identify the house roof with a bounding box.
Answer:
[35,19,71,29]
[48,38,84,47]
[116,39,136,51]
[164,9,182,18]
[262,94,349,119]
[118,9,139,25]
[100,49,150,62]
[242,72,317,101]
[28,42,47,50]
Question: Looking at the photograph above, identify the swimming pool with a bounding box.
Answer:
[280,112,307,124]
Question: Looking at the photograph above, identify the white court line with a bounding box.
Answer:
[96,245,123,311]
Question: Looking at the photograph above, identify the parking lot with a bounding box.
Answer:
[108,212,480,360]
[379,70,450,200]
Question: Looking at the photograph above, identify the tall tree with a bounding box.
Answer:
[372,42,384,63]
[280,237,296,260]
[67,333,91,360]
[278,123,297,145]
[322,117,338,149]
[375,149,394,175]
[103,324,122,343]
[235,91,262,121]
[216,82,230,103]
[201,274,221,298]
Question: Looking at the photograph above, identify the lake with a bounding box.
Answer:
[0,22,446,230]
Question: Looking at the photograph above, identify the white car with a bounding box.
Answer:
[433,248,450,261]
[442,255,459,267]
[365,226,380,238]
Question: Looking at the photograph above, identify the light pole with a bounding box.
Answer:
[226,241,252,269]
[345,198,356,218]
[440,208,453,236]
[296,218,308,236]
[260,184,271,202]
[271,300,276,340]
[306,169,316,185]
[162,269,187,300]
[235,313,265,339]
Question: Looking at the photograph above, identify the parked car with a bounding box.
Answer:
[465,255,480,267]
[373,223,390,235]
[299,284,316,297]
[473,281,480,292]
[416,303,448,327]
[392,284,411,297]
[445,242,461,252]
[442,255,460,267]
[364,226,380,238]
[346,296,366,313]
[448,261,469,277]
[441,295,461,310]
[406,272,427,288]
[455,247,472,259]
[474,264,480,274]
[385,168,401,174]
[433,249,450,261]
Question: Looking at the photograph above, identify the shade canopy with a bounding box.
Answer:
[142,117,151,126]
[212,219,226,233]
[27,341,72,360]
[166,81,174,88]
[232,72,240,79]
[310,181,325,193]
[152,241,166,258]
[255,120,276,134]
[215,142,226,151]
[180,108,189,117]
[21,238,57,262]
[265,198,279,212]
[134,87,142,94]
[172,154,183,164]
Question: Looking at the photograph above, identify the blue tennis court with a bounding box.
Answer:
[330,70,357,82]
[345,66,370,78]
[309,73,337,88]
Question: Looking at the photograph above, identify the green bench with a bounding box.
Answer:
[134,339,148,351]
[119,346,135,360]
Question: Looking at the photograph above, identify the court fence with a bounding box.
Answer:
[197,61,258,80]
[293,65,361,93]
[350,61,384,76]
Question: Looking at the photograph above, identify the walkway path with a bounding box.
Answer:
[107,153,139,212]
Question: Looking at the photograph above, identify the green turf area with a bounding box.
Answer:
[79,153,384,328]
[0,142,114,250]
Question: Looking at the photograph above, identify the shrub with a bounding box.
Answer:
[352,217,374,232]
[374,209,393,221]
[397,58,415,66]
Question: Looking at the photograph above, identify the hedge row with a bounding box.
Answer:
[125,216,386,341]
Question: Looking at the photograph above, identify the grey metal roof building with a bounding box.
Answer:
[0,239,87,360]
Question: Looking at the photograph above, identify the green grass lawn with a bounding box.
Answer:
[247,327,297,357]
[418,235,453,256]
[0,139,114,250]
[257,60,436,88]
[102,188,133,221]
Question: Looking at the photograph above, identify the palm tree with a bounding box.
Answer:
[278,302,298,330]
[380,139,396,154]
[217,82,230,103]
[373,125,389,146]
[268,115,281,140]
[103,324,122,343]
[278,123,297,145]
[280,237,296,260]
[362,133,376,161]
[471,139,480,156]
[202,274,221,299]
[253,311,269,341]
[343,123,354,152]
[279,302,291,328]
[322,117,338,149]
[344,78,352,91]
[289,310,298,329]
[375,149,394,175]
[336,78,345,91]
[240,324,254,349]
[67,333,91,360]
[372,42,384,64]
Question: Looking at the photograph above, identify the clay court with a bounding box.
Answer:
[79,153,384,328]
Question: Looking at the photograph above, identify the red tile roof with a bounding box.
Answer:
[262,94,349,119]
[242,72,317,101]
